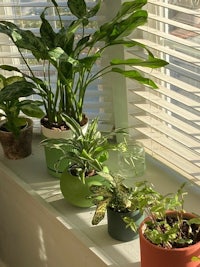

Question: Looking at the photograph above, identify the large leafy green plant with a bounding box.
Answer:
[0,0,168,127]
[0,75,44,136]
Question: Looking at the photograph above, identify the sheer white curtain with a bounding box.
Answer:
[127,0,200,184]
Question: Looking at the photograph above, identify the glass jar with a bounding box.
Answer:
[118,140,146,178]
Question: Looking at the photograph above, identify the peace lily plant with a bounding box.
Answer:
[0,0,168,129]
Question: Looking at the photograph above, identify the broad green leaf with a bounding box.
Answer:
[116,0,147,18]
[48,47,78,66]
[68,0,87,18]
[5,76,24,85]
[0,64,22,73]
[10,29,47,60]
[21,101,45,118]
[40,10,56,49]
[111,57,168,68]
[112,67,158,89]
[0,81,36,102]
[79,53,101,70]
[106,10,148,41]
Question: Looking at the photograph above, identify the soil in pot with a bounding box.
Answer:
[107,207,144,242]
[0,118,33,159]
[139,212,200,267]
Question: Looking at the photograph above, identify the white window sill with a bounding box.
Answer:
[0,134,200,267]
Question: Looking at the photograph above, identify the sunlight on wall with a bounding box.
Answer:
[38,226,48,267]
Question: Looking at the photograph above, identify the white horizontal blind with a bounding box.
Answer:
[127,0,200,184]
[0,0,114,132]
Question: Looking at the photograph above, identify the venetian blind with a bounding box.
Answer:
[0,0,114,132]
[127,0,200,184]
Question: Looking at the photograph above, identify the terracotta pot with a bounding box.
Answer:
[139,212,200,267]
[60,170,108,208]
[107,207,144,242]
[0,118,33,159]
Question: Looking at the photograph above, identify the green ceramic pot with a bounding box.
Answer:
[60,170,108,208]
[44,146,70,178]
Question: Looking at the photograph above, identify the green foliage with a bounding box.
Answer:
[90,172,157,227]
[143,183,200,249]
[0,0,168,125]
[0,75,44,136]
[41,114,120,182]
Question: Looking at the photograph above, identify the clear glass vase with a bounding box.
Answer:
[118,140,146,178]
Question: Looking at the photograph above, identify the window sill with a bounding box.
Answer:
[0,134,200,267]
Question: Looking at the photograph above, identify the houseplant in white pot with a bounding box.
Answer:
[0,0,168,128]
[0,75,44,159]
[90,173,156,241]
[139,183,200,267]
[41,114,122,207]
[0,0,168,174]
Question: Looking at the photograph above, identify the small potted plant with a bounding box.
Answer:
[0,75,44,159]
[41,114,121,207]
[139,183,200,267]
[90,172,157,242]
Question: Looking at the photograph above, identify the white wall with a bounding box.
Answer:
[0,164,109,267]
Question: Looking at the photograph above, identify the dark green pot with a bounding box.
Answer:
[60,170,107,208]
[107,207,144,242]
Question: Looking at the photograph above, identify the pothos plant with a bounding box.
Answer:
[143,183,200,249]
[0,0,168,129]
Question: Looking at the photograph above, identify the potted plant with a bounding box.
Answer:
[90,172,157,242]
[0,75,44,159]
[41,114,121,207]
[0,0,168,131]
[139,183,200,267]
[0,0,168,176]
